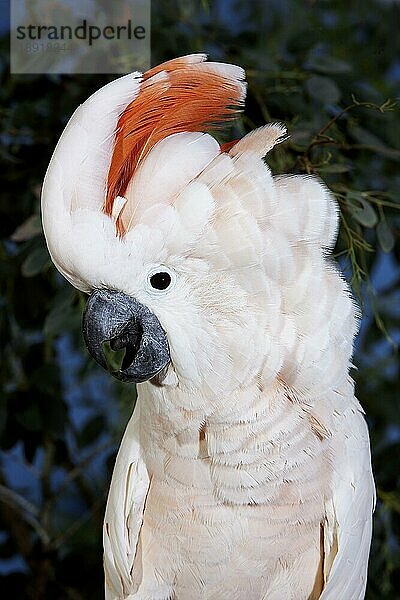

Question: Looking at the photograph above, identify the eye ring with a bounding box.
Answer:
[147,266,175,294]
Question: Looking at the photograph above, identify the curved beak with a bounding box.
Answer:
[82,289,170,384]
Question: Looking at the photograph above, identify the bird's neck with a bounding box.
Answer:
[139,378,281,441]
[138,379,330,506]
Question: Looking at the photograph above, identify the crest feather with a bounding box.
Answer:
[105,54,246,235]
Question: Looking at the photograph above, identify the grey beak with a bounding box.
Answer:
[82,289,170,383]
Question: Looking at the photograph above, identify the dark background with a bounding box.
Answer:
[0,0,399,598]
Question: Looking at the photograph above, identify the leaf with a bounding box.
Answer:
[347,193,378,228]
[21,247,51,277]
[354,202,378,228]
[15,405,42,432]
[305,75,341,104]
[351,125,386,147]
[305,55,352,74]
[78,415,106,447]
[378,489,400,513]
[44,304,80,338]
[377,221,395,253]
[42,397,68,438]
[350,125,400,160]
[318,163,351,173]
[11,215,42,242]
[288,129,313,151]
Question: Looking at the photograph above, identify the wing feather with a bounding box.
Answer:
[321,397,375,600]
[104,402,150,600]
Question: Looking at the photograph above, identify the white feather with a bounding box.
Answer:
[41,72,141,289]
[121,132,220,229]
[104,402,150,600]
[229,123,288,158]
[320,398,375,600]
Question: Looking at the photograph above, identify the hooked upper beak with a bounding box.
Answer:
[82,289,170,384]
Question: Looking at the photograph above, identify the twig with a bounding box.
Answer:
[50,497,104,550]
[56,437,116,497]
[0,483,50,544]
[305,96,396,155]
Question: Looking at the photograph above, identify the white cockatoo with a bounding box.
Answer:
[41,55,375,600]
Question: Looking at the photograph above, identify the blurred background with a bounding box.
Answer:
[0,0,399,598]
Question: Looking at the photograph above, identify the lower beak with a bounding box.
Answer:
[82,289,170,384]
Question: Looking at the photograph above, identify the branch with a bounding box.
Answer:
[0,483,50,545]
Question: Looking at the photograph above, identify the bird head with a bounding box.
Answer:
[42,55,255,396]
[42,54,356,402]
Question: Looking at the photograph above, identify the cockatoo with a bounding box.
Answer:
[41,55,375,600]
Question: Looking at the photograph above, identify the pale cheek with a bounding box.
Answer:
[144,274,282,390]
[151,301,221,387]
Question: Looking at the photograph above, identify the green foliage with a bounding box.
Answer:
[0,0,399,598]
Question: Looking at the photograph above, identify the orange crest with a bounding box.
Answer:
[105,54,246,235]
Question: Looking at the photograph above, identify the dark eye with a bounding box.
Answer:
[150,272,172,290]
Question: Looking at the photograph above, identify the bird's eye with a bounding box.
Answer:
[147,266,175,294]
[150,272,172,290]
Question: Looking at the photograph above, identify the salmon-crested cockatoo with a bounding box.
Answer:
[41,55,375,600]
